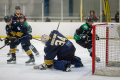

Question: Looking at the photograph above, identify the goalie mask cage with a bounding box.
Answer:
[92,23,120,76]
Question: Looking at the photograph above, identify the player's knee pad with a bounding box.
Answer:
[10,48,16,53]
[53,60,71,71]
[72,56,83,67]
[26,50,32,56]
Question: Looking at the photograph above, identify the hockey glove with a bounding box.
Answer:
[80,35,87,41]
[95,34,99,40]
[29,34,32,40]
[4,37,10,45]
[11,36,18,43]
[39,63,48,70]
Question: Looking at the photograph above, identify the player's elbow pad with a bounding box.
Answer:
[16,32,23,37]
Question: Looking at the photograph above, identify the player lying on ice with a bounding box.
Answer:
[4,15,35,65]
[34,30,83,71]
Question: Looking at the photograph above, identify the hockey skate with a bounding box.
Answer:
[7,57,16,64]
[25,57,35,66]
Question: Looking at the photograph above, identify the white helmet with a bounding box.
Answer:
[41,34,49,44]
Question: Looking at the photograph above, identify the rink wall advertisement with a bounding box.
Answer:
[0,22,119,39]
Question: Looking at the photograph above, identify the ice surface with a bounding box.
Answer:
[0,39,120,80]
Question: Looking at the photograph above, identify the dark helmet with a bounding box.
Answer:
[15,5,21,10]
[86,17,94,22]
[19,15,26,21]
[4,15,12,23]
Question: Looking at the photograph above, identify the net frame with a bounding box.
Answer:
[92,23,120,76]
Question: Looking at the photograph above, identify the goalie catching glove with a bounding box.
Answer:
[34,63,48,70]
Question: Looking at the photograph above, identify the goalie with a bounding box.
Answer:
[34,30,83,71]
[73,17,100,62]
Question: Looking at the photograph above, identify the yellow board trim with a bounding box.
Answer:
[26,50,32,56]
[0,36,73,39]
[10,49,16,53]
[44,60,53,65]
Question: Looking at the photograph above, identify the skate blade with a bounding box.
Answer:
[7,61,16,64]
[26,62,35,66]
[36,54,40,57]
[7,55,11,57]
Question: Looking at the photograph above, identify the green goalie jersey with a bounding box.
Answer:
[19,21,32,34]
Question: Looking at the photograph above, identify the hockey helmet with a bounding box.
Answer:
[19,15,26,22]
[15,5,21,10]
[86,17,94,22]
[4,15,12,23]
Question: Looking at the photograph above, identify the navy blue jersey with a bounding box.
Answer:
[11,13,23,22]
[44,30,76,66]
[6,21,29,39]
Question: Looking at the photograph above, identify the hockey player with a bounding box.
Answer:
[4,15,35,64]
[11,5,24,22]
[7,5,24,56]
[73,17,100,62]
[34,30,83,71]
[7,15,40,56]
[19,15,40,56]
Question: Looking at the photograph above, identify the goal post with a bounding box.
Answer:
[92,23,120,76]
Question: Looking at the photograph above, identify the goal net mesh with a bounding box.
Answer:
[93,24,120,76]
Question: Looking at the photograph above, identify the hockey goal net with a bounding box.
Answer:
[92,23,120,76]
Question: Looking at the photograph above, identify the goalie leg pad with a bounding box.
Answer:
[53,60,71,71]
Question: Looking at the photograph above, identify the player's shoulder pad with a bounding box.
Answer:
[82,23,89,31]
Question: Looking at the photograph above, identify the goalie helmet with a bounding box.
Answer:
[41,34,49,44]
[4,15,12,23]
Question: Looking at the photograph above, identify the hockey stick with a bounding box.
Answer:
[0,38,2,41]
[0,38,5,41]
[32,38,41,41]
[0,42,10,49]
[56,21,60,31]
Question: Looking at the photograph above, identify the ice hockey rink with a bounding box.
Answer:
[0,39,120,80]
